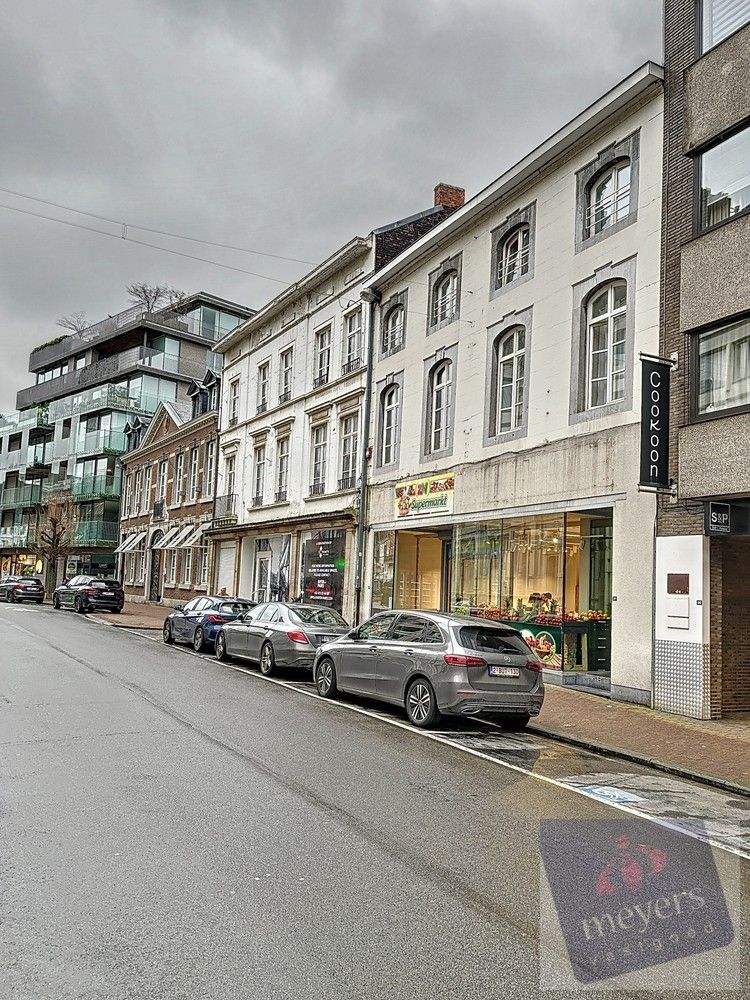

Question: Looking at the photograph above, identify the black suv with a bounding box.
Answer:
[52,576,125,614]
[0,575,45,604]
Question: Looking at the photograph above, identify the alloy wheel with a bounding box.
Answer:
[163,621,173,644]
[259,643,275,676]
[193,628,205,653]
[216,633,228,661]
[406,679,438,728]
[316,659,334,696]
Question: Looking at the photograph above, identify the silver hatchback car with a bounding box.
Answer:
[215,601,350,675]
[313,610,544,729]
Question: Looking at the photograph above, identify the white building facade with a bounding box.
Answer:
[208,192,462,622]
[361,65,664,705]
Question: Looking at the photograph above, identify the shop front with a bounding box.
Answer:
[371,474,613,674]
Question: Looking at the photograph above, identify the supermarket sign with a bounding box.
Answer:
[395,472,455,520]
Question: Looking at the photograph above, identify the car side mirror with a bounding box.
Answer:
[348,628,361,640]
[175,604,184,612]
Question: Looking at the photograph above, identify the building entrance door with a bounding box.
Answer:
[254,551,272,603]
[394,531,443,610]
[149,532,163,602]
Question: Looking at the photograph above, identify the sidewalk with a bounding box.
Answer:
[91,601,750,794]
[532,685,750,795]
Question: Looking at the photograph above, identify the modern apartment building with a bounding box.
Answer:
[208,186,465,621]
[360,64,664,705]
[0,293,251,582]
[656,0,750,717]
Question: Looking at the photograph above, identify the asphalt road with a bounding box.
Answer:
[1,604,747,1000]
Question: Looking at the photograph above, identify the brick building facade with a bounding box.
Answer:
[117,374,220,605]
[656,1,750,717]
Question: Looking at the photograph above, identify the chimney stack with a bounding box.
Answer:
[434,183,465,210]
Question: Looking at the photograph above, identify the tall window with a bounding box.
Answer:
[189,447,199,500]
[343,308,363,371]
[199,547,209,586]
[257,362,270,413]
[157,459,168,500]
[253,444,266,504]
[380,384,400,466]
[174,453,184,503]
[586,281,627,409]
[276,437,289,501]
[497,226,530,287]
[586,162,631,236]
[382,305,405,355]
[279,347,294,401]
[340,413,359,489]
[702,0,750,51]
[229,379,240,425]
[310,425,327,494]
[696,316,750,415]
[203,441,215,497]
[166,547,176,583]
[134,470,142,513]
[124,473,133,516]
[432,271,458,325]
[493,327,526,434]
[314,327,331,387]
[207,382,218,412]
[225,455,235,496]
[181,548,193,586]
[427,361,453,453]
[699,124,750,230]
[142,466,152,512]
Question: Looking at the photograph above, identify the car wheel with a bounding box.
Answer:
[6,590,14,603]
[193,627,206,653]
[405,678,440,729]
[215,632,231,662]
[315,657,338,699]
[52,594,60,610]
[163,621,174,644]
[499,713,531,732]
[259,641,276,677]
[74,596,86,614]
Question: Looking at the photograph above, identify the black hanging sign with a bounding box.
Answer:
[639,357,671,491]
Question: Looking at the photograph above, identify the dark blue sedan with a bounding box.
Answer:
[163,595,253,652]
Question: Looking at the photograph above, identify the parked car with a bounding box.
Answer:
[163,595,254,652]
[215,602,350,675]
[0,575,45,604]
[52,576,125,614]
[311,610,545,730]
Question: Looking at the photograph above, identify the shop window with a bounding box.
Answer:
[395,531,443,610]
[371,531,396,613]
[694,315,750,416]
[300,529,346,612]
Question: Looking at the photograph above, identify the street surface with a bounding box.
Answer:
[1,604,747,999]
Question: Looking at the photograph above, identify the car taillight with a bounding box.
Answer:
[14,584,25,590]
[85,588,98,596]
[444,653,486,667]
[287,630,309,644]
[526,657,543,673]
[205,614,225,623]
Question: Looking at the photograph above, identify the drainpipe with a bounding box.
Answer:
[353,287,381,624]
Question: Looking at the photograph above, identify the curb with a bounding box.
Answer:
[528,723,750,800]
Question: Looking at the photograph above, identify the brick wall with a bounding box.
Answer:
[720,538,750,712]
[374,207,458,271]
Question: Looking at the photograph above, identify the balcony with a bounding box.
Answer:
[256,401,268,415]
[275,489,287,503]
[47,383,157,423]
[72,474,122,501]
[309,482,326,496]
[0,483,44,509]
[0,406,51,434]
[71,520,119,547]
[76,429,128,457]
[213,493,237,526]
[278,390,291,404]
[251,495,263,507]
[342,357,362,376]
[27,443,51,468]
[0,525,30,548]
[312,371,329,389]
[18,346,219,410]
[338,476,357,491]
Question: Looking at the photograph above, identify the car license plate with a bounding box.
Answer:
[488,665,520,677]
[101,590,112,596]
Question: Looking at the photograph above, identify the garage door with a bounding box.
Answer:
[216,541,237,595]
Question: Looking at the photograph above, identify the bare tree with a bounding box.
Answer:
[55,310,89,333]
[166,287,186,308]
[31,492,75,596]
[125,282,173,313]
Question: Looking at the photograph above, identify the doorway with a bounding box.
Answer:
[254,550,272,603]
[394,530,444,610]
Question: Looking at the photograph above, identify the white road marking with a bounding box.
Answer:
[22,610,750,862]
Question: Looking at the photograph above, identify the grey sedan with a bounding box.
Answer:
[312,610,544,729]
[215,602,350,675]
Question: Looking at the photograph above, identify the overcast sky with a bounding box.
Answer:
[0,0,661,412]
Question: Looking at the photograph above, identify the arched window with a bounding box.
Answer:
[497,225,530,287]
[493,327,525,434]
[586,281,627,408]
[586,161,631,236]
[428,361,452,453]
[432,270,458,325]
[380,384,400,466]
[382,305,405,355]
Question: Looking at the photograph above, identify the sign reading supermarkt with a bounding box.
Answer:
[395,472,455,520]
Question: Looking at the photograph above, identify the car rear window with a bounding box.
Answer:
[456,625,530,655]
[289,607,347,627]
[90,579,121,589]
[218,602,251,615]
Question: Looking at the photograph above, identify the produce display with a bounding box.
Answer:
[452,602,610,624]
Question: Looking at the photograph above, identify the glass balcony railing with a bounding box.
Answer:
[0,524,31,548]
[76,429,128,456]
[26,444,51,467]
[72,474,122,501]
[0,484,44,509]
[71,520,119,546]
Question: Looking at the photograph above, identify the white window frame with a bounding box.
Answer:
[204,440,215,497]
[181,548,193,586]
[276,437,289,499]
[343,308,363,369]
[225,455,236,496]
[310,424,328,490]
[142,467,152,513]
[157,459,168,500]
[136,549,146,583]
[165,547,177,584]
[174,453,184,504]
[587,162,631,237]
[189,447,199,501]
[314,327,331,386]
[494,327,526,434]
[382,305,405,355]
[432,271,458,325]
[497,226,530,287]
[257,361,270,412]
[198,546,209,586]
[279,346,294,400]
[340,412,359,487]
[380,385,400,466]
[428,361,452,453]
[229,379,240,425]
[253,444,266,502]
[586,281,627,409]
